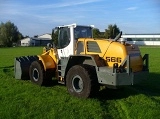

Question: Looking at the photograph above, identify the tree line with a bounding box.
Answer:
[92,24,120,39]
[0,21,120,47]
[0,21,23,47]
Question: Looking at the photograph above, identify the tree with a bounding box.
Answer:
[93,28,100,38]
[34,35,38,38]
[0,21,23,47]
[93,28,105,38]
[104,24,120,39]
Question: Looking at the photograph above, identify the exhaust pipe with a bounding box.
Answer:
[14,55,39,80]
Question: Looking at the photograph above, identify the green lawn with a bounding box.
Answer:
[0,46,160,119]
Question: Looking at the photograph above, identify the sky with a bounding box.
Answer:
[0,0,160,37]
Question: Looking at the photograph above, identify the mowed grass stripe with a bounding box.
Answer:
[0,46,160,119]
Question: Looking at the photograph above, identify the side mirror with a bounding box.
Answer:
[47,43,52,48]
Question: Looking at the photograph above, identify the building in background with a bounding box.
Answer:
[122,34,160,45]
[20,33,52,46]
[20,33,160,46]
[20,37,31,46]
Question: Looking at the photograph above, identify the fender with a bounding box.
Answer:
[38,55,56,71]
[38,48,58,71]
[64,54,106,79]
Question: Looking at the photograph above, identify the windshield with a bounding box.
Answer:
[74,26,92,40]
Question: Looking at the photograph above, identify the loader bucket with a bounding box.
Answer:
[14,55,39,80]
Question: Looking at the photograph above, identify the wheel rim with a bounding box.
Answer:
[32,68,39,82]
[72,75,83,93]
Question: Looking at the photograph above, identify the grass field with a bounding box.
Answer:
[0,46,160,119]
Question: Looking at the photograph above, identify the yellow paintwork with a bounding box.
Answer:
[38,38,143,72]
[102,41,127,66]
[38,48,58,71]
[77,38,143,72]
[126,45,143,72]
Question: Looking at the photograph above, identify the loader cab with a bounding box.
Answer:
[55,24,93,58]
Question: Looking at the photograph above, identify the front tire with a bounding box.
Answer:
[66,64,99,98]
[29,61,45,86]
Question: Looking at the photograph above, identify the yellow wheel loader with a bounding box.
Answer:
[14,23,149,98]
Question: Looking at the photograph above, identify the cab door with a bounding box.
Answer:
[57,27,74,59]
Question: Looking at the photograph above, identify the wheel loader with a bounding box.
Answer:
[14,23,149,98]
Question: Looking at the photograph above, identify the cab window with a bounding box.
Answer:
[58,27,70,48]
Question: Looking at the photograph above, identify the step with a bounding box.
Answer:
[58,81,65,85]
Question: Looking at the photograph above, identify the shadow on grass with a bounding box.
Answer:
[2,66,159,99]
[1,66,14,77]
[45,79,59,87]
[0,65,14,69]
[94,72,160,118]
[95,72,160,101]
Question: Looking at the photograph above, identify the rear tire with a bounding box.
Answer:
[29,61,46,86]
[66,64,99,98]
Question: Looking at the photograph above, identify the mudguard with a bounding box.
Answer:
[38,54,57,71]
